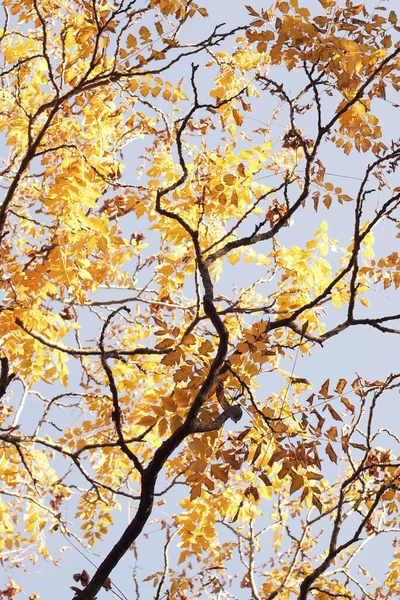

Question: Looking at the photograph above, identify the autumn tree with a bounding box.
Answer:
[1,0,400,598]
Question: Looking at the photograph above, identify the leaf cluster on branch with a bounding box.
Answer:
[0,0,400,599]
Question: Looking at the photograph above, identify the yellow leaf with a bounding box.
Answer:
[211,463,229,483]
[223,174,236,185]
[141,82,150,96]
[325,442,338,463]
[138,416,157,426]
[320,243,329,255]
[151,86,161,98]
[126,34,137,48]
[289,473,303,494]
[78,269,93,281]
[331,293,342,309]
[326,426,338,441]
[360,297,370,307]
[320,220,328,232]
[278,1,290,13]
[154,338,175,350]
[227,252,241,265]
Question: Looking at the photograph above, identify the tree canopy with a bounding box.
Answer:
[1,0,400,598]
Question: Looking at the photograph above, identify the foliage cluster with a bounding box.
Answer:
[1,0,400,598]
